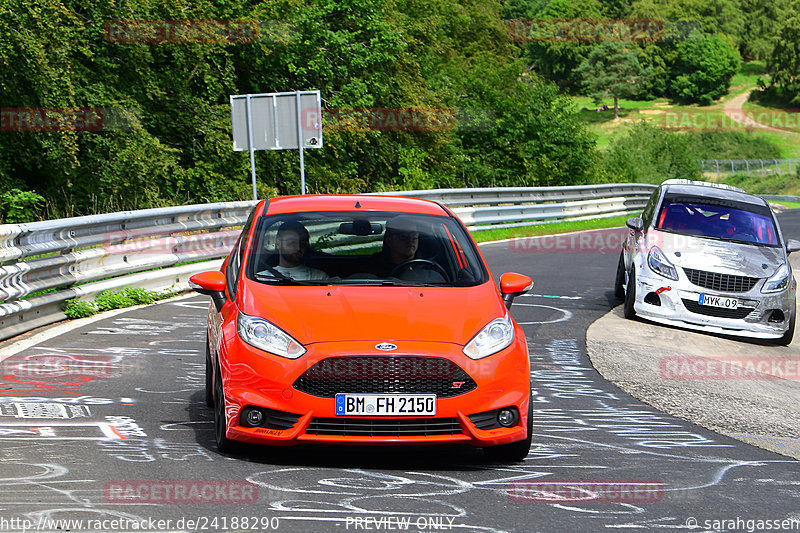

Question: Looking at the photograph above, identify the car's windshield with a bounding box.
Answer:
[655,194,779,247]
[246,211,488,286]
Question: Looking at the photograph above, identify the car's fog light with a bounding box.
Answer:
[246,409,263,426]
[497,408,518,427]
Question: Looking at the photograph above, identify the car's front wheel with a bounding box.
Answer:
[484,397,532,463]
[213,365,237,453]
[205,334,213,408]
[623,267,637,319]
[614,252,626,299]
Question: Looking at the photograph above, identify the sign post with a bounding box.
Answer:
[230,90,322,198]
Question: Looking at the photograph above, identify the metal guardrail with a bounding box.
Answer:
[0,184,655,342]
[377,183,656,230]
[0,201,258,341]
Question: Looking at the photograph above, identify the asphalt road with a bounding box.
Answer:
[1,214,799,533]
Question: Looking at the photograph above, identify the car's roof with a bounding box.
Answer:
[263,194,451,216]
[662,180,766,206]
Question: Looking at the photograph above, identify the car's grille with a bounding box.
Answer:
[683,268,760,293]
[293,356,477,398]
[306,417,463,436]
[681,299,755,319]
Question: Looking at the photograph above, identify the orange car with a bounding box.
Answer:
[190,195,534,461]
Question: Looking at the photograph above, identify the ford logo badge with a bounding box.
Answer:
[375,343,397,351]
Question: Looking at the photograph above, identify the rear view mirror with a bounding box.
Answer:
[626,217,644,231]
[338,221,383,235]
[787,239,800,254]
[500,272,534,309]
[189,271,227,312]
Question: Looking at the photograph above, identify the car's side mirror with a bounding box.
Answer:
[626,217,644,232]
[500,272,534,309]
[189,271,227,312]
[787,239,800,254]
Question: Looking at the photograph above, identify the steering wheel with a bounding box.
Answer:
[389,259,449,281]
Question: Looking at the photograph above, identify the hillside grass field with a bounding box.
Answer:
[574,61,800,160]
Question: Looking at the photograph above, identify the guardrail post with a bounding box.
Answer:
[760,159,765,175]
[775,159,779,175]
[731,160,734,174]
[745,160,750,177]
[715,160,719,176]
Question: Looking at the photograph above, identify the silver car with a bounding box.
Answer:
[615,179,800,344]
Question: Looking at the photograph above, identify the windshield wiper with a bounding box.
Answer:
[254,270,329,286]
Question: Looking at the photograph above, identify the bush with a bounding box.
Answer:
[64,300,98,319]
[684,131,781,160]
[603,122,701,184]
[0,189,45,224]
[95,286,165,311]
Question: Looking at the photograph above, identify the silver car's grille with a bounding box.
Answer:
[681,299,755,319]
[682,268,760,293]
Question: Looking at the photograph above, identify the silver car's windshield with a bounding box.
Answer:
[656,195,780,247]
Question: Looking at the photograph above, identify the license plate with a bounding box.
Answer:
[698,294,738,309]
[335,394,436,416]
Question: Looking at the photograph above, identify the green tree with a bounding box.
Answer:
[669,31,739,105]
[740,0,793,60]
[767,14,800,104]
[574,42,650,118]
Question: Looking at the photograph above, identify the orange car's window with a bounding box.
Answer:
[247,212,487,286]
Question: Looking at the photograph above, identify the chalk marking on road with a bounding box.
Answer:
[0,293,199,362]
[520,294,582,300]
[515,304,573,325]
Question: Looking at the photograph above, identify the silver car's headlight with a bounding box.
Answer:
[762,264,790,293]
[237,311,306,359]
[647,246,678,281]
[463,314,514,360]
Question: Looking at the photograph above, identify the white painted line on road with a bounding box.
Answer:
[0,293,202,363]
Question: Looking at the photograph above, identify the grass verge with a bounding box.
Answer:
[471,215,631,243]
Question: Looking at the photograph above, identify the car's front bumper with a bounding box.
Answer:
[633,268,796,339]
[219,332,531,447]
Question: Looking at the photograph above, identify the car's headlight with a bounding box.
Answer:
[463,314,514,360]
[237,311,305,359]
[762,264,790,293]
[647,246,678,281]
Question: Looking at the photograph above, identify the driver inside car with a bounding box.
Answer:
[370,217,446,282]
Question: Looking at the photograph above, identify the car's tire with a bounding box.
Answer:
[614,252,626,299]
[778,312,795,346]
[213,365,237,454]
[205,334,213,408]
[623,267,637,319]
[484,396,533,463]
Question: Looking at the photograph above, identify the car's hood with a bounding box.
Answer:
[238,281,507,346]
[650,230,785,277]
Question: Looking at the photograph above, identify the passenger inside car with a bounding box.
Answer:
[269,221,328,281]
